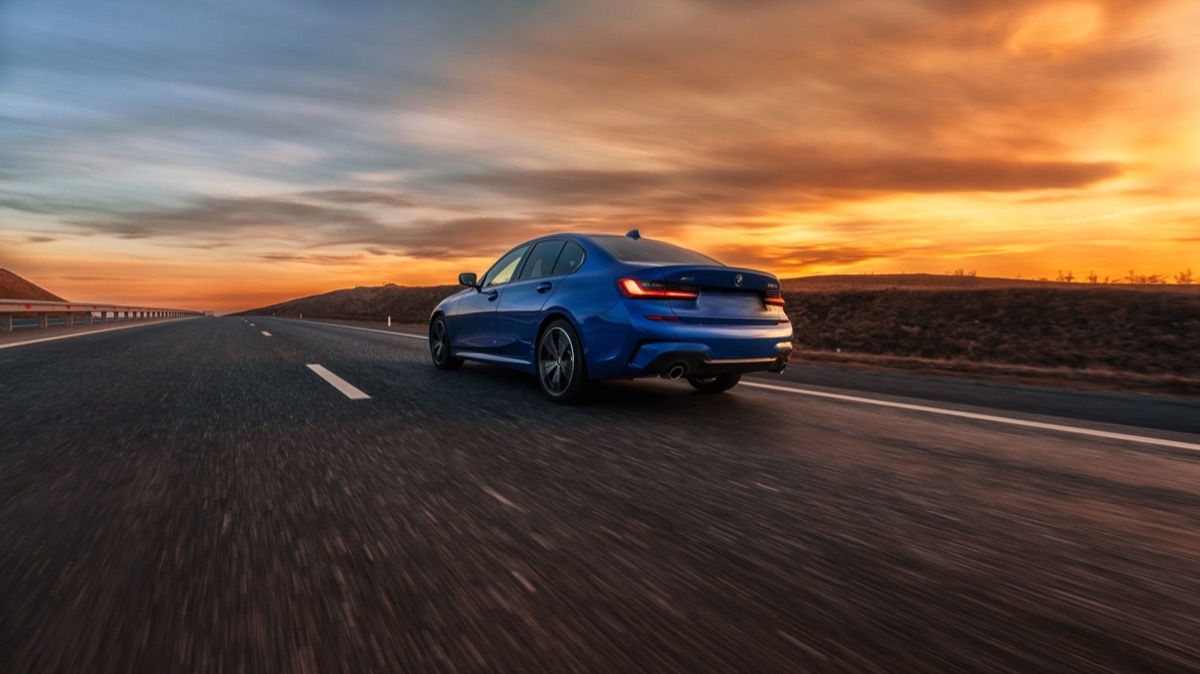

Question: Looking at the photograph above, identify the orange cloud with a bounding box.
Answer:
[410,0,1197,281]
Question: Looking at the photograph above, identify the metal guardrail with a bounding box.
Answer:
[0,299,204,332]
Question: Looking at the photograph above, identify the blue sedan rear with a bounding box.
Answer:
[429,231,794,402]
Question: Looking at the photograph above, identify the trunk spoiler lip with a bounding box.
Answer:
[655,264,781,292]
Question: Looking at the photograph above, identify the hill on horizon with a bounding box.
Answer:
[237,283,459,321]
[0,268,67,302]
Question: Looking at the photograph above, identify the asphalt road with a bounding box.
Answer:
[3,316,1199,673]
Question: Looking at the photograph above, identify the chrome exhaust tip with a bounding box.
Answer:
[665,364,687,380]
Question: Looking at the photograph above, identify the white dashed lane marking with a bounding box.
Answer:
[306,364,371,400]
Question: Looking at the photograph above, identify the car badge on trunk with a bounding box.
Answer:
[734,274,744,287]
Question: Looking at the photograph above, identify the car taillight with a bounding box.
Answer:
[765,296,786,306]
[617,278,699,299]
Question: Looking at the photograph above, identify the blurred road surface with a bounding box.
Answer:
[2,316,1199,672]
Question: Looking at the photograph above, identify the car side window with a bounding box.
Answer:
[518,240,566,281]
[482,245,530,287]
[552,241,585,275]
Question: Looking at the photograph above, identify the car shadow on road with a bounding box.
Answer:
[450,362,766,419]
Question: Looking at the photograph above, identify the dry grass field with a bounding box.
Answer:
[782,273,1200,294]
[784,286,1199,393]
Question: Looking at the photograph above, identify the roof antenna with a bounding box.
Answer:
[625,229,640,240]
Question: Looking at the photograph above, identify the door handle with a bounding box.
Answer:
[486,290,499,301]
[536,282,552,293]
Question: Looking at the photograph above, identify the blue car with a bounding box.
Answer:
[429,231,794,402]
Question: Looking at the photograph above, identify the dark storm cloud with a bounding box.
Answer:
[259,253,368,265]
[702,154,1122,194]
[920,0,1173,21]
[69,197,380,240]
[440,157,1122,211]
[354,217,577,258]
[718,244,902,271]
[451,170,666,205]
[64,195,579,260]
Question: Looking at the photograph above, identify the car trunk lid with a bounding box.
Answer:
[657,265,784,325]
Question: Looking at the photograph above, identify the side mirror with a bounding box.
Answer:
[458,272,478,289]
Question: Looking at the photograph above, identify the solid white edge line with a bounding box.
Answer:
[0,318,197,351]
[270,318,425,340]
[261,331,272,337]
[306,363,371,400]
[741,381,1200,452]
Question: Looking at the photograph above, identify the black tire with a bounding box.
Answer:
[429,316,463,370]
[686,373,741,393]
[537,319,590,403]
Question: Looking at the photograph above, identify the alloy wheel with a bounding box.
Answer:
[429,318,462,370]
[432,321,448,363]
[539,326,574,396]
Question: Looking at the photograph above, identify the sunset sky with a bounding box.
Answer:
[1,0,1197,312]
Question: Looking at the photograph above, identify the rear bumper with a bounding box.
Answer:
[639,348,792,377]
[580,301,795,379]
[623,322,794,378]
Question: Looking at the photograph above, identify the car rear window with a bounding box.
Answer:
[591,235,721,265]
